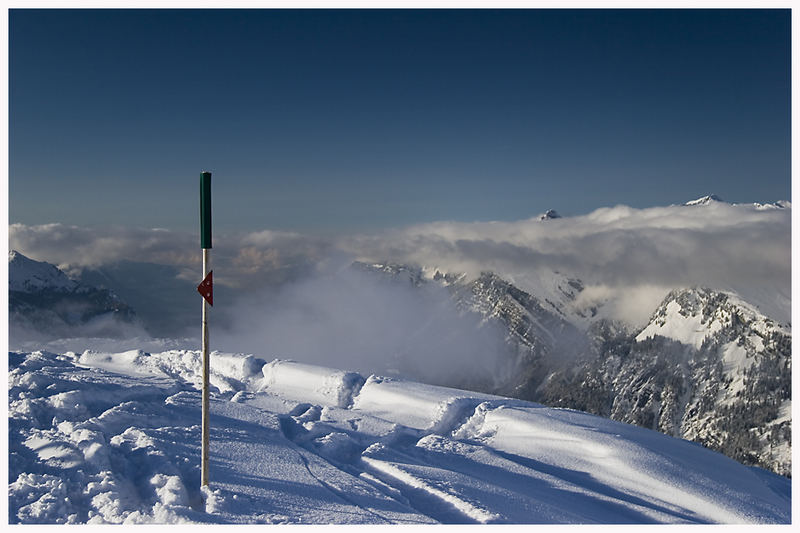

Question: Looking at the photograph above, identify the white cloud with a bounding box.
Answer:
[214,267,512,388]
[9,200,791,326]
[8,223,331,289]
[9,223,197,271]
[340,202,791,324]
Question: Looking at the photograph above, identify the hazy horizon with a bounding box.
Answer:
[9,197,792,333]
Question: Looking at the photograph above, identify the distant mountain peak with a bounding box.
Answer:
[685,194,724,206]
[9,250,78,293]
[539,209,561,220]
[754,200,791,210]
[9,251,140,341]
[683,195,791,211]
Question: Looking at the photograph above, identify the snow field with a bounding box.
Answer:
[457,404,760,523]
[8,349,791,524]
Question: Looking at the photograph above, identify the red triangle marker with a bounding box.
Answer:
[198,271,213,306]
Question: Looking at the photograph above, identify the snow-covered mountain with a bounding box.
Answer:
[540,288,791,476]
[684,194,724,206]
[8,349,790,524]
[682,194,790,211]
[9,250,79,292]
[538,209,561,220]
[353,262,791,477]
[9,251,142,343]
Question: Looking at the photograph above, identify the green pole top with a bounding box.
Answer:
[200,172,212,249]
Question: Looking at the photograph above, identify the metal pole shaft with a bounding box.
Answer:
[201,247,210,486]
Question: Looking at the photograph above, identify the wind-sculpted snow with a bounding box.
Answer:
[352,375,500,433]
[8,349,790,524]
[260,360,364,408]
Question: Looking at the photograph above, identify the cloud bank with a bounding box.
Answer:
[8,223,332,290]
[214,267,513,389]
[340,201,791,325]
[9,199,792,335]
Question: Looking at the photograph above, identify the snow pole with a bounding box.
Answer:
[198,171,213,487]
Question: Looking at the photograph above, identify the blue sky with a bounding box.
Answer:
[9,9,791,234]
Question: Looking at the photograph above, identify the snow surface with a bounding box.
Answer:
[8,349,790,524]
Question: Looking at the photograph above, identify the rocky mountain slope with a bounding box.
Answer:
[540,288,791,476]
[355,262,792,477]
